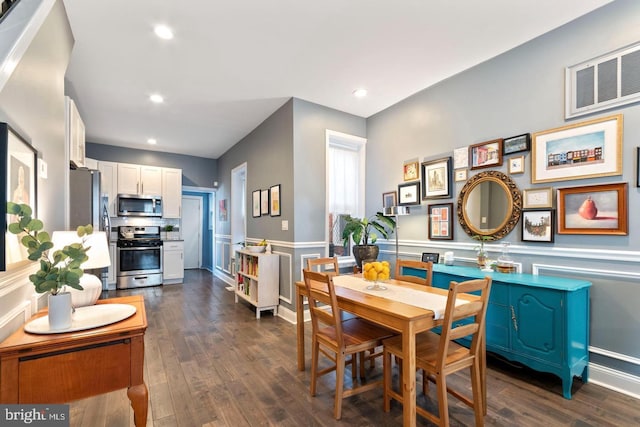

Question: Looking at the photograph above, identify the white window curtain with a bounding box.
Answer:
[328,144,360,216]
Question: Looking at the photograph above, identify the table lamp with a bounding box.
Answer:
[51,231,111,307]
[383,206,410,264]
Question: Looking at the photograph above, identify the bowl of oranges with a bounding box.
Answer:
[362,261,390,290]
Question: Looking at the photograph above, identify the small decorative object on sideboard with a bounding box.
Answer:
[496,242,516,273]
[472,234,494,268]
[6,202,94,330]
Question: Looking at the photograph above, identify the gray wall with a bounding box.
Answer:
[292,98,367,241]
[366,0,640,377]
[86,142,217,188]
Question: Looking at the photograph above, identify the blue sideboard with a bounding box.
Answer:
[429,264,591,399]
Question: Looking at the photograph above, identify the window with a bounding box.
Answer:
[326,130,366,259]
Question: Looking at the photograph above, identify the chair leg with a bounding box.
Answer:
[310,339,319,396]
[471,360,484,427]
[436,375,449,427]
[383,348,391,412]
[334,351,345,420]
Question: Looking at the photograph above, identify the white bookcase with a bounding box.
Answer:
[235,250,279,319]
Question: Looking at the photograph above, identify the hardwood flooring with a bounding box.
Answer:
[69,270,639,426]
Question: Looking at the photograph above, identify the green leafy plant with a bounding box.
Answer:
[472,234,495,257]
[6,202,93,295]
[341,212,396,246]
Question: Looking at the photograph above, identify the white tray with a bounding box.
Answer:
[24,304,137,334]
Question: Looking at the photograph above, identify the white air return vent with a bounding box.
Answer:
[566,41,640,119]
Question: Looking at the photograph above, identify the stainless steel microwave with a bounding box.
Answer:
[117,194,163,217]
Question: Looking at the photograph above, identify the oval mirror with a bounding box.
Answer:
[456,170,522,240]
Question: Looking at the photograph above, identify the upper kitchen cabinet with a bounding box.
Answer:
[162,167,182,218]
[66,97,86,168]
[98,161,118,217]
[117,163,162,195]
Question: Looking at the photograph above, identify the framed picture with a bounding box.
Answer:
[252,190,261,218]
[218,199,228,222]
[521,209,555,243]
[270,184,281,217]
[454,168,467,182]
[531,114,622,184]
[398,181,420,206]
[453,147,469,169]
[403,160,419,181]
[522,187,553,209]
[2,123,37,271]
[382,191,397,208]
[421,156,452,199]
[557,182,628,235]
[508,155,525,174]
[260,189,269,215]
[503,133,531,155]
[428,203,454,240]
[470,138,503,170]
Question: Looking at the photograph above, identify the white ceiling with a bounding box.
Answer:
[62,0,612,160]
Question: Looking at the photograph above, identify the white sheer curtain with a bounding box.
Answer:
[328,144,360,216]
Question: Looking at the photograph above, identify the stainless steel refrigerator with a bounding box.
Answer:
[69,168,111,289]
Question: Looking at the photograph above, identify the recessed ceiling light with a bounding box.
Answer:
[353,88,368,98]
[149,94,164,104]
[147,138,157,145]
[154,25,174,40]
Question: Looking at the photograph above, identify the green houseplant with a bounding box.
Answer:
[6,202,93,329]
[341,212,396,269]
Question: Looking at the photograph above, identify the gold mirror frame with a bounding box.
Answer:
[456,170,522,240]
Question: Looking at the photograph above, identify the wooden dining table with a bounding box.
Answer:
[295,275,480,427]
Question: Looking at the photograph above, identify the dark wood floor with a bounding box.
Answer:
[69,270,639,426]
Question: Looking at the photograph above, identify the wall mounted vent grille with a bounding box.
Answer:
[566,41,640,119]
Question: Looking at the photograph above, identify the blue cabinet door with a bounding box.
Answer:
[509,285,563,366]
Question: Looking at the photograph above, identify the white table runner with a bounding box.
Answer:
[332,275,468,320]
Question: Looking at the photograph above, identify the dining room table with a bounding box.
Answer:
[295,274,481,427]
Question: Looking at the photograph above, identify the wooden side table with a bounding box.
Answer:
[0,295,148,426]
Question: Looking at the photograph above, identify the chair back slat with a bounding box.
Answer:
[307,257,340,276]
[395,259,434,286]
[303,269,344,348]
[437,277,492,370]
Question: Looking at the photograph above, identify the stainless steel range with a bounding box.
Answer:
[116,226,163,289]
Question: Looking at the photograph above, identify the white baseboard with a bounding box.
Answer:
[588,363,640,400]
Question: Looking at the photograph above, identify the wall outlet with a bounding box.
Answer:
[281,220,288,231]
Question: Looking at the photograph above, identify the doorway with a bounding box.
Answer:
[182,195,203,269]
[230,163,247,270]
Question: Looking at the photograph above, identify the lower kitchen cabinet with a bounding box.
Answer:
[431,264,591,399]
[163,240,184,284]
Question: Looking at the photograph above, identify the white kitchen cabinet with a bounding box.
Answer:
[163,240,184,284]
[66,96,85,168]
[117,163,162,195]
[98,161,118,217]
[162,167,182,218]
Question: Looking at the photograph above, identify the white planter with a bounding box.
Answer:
[48,292,73,330]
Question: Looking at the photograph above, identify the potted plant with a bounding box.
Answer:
[472,234,494,268]
[341,212,396,269]
[6,202,93,330]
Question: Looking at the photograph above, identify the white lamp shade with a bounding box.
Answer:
[51,231,111,269]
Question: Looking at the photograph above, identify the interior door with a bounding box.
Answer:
[182,196,202,269]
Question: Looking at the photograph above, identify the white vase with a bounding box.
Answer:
[48,292,73,330]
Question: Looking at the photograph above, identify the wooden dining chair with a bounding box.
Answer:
[303,269,395,420]
[395,259,434,286]
[307,257,340,276]
[382,277,492,426]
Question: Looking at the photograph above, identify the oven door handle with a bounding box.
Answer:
[117,246,162,250]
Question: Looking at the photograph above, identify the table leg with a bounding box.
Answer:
[127,383,148,427]
[402,324,417,427]
[296,286,306,371]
